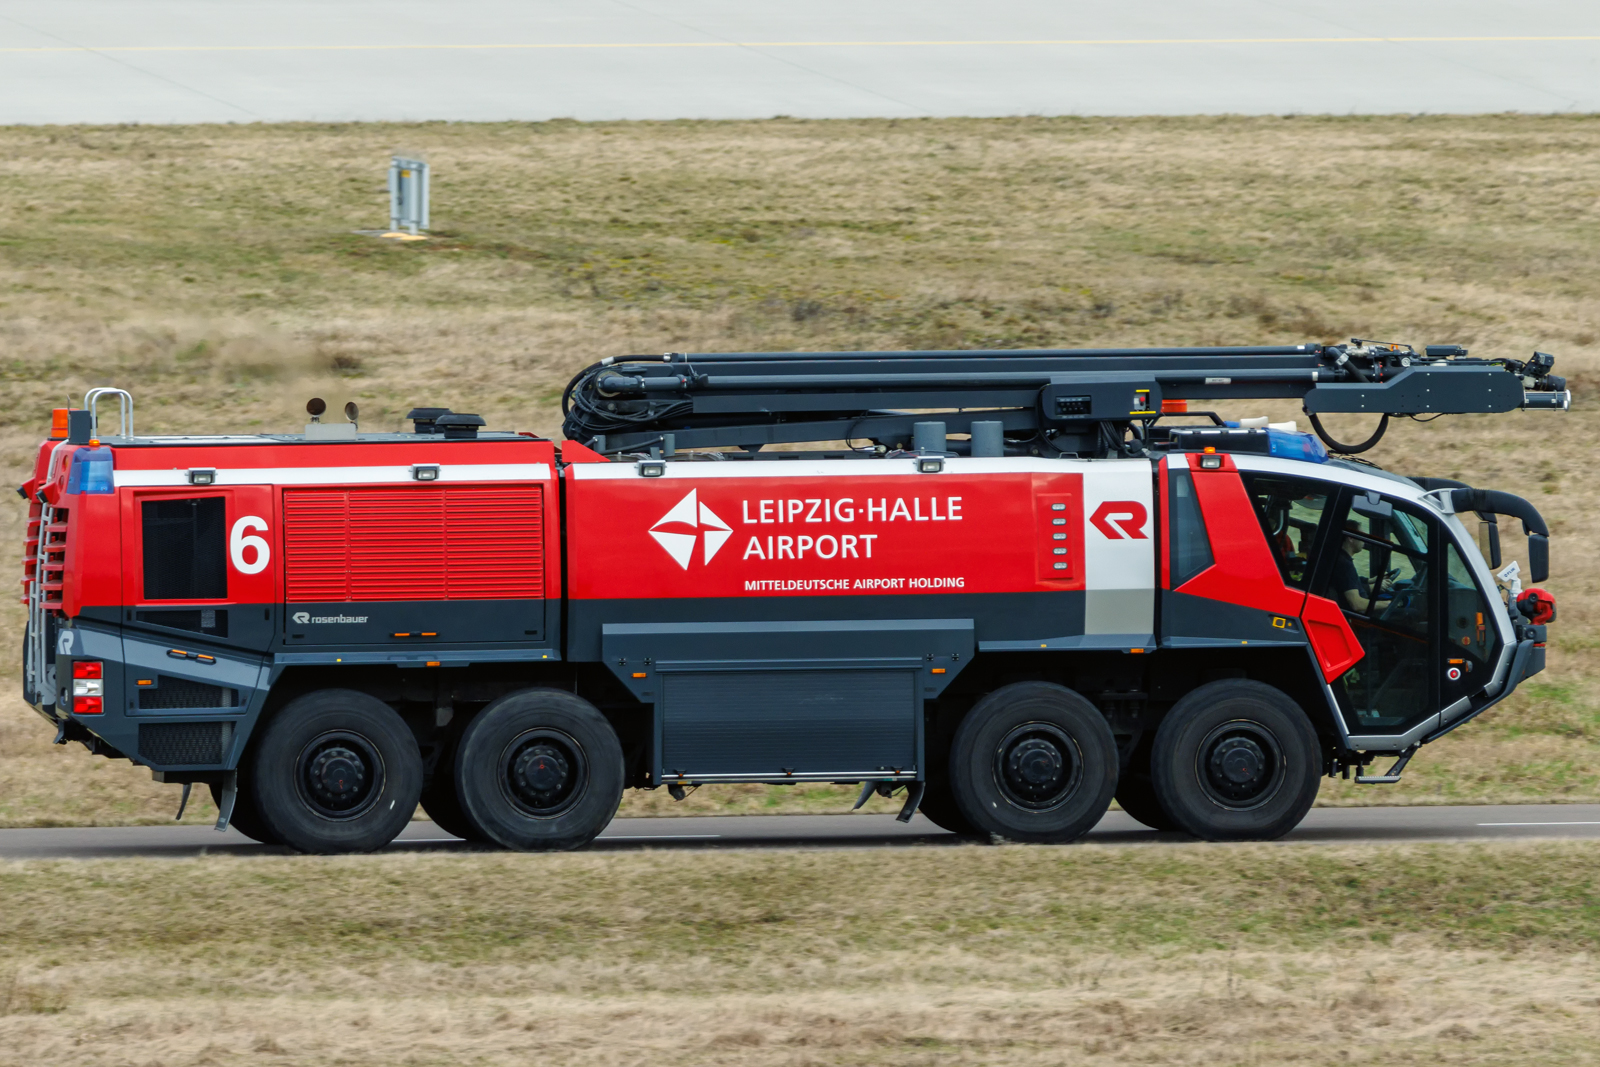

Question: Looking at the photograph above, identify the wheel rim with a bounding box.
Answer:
[1195,719,1286,810]
[499,729,587,818]
[992,721,1083,812]
[295,730,385,820]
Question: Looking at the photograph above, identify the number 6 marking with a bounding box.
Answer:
[230,516,271,575]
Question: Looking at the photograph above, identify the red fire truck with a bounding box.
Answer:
[19,343,1566,852]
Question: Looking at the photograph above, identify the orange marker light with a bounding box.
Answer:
[1160,399,1188,414]
[931,667,947,674]
[50,409,70,439]
[632,672,648,678]
[425,661,441,667]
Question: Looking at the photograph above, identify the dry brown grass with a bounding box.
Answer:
[1,115,1598,824]
[4,842,1600,1065]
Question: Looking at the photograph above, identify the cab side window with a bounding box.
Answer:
[142,497,227,600]
[1241,473,1333,590]
[1446,543,1501,679]
[1169,469,1214,586]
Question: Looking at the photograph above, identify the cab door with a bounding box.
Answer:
[1305,487,1498,744]
[118,486,274,731]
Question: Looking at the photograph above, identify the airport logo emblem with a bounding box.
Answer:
[649,489,733,569]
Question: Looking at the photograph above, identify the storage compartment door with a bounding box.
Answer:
[661,669,917,780]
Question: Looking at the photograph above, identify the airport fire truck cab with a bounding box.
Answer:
[19,342,1568,852]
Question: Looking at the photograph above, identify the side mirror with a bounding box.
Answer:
[1483,521,1501,569]
[1529,534,1550,584]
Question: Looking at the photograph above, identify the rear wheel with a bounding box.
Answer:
[1150,680,1321,841]
[249,689,423,854]
[948,682,1118,843]
[455,689,623,852]
[1113,747,1180,832]
[419,736,489,843]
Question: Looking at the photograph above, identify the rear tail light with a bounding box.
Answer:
[72,660,104,713]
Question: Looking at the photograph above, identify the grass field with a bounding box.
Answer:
[3,842,1600,1065]
[0,115,1597,825]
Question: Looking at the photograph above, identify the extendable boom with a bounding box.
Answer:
[562,340,1570,458]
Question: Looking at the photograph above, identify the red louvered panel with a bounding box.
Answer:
[284,483,546,603]
[446,486,544,599]
[283,489,351,601]
[348,489,447,600]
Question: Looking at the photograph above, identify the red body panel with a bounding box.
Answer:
[282,485,544,602]
[565,466,1088,601]
[1173,457,1364,682]
[118,485,277,610]
[50,437,560,616]
[1301,592,1365,680]
[1176,459,1306,618]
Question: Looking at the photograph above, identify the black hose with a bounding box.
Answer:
[1309,411,1389,454]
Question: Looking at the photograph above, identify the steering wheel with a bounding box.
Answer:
[1378,564,1427,626]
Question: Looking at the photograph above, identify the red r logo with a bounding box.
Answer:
[1090,501,1149,540]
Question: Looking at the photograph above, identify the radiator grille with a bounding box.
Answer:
[138,721,230,766]
[138,675,238,710]
[284,485,544,602]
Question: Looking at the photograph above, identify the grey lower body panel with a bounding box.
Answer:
[661,669,918,781]
[602,617,974,784]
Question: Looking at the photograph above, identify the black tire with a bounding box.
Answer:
[209,778,282,845]
[249,688,423,854]
[1150,680,1321,841]
[455,688,623,852]
[1113,766,1180,832]
[948,681,1118,844]
[419,737,490,843]
[917,779,982,836]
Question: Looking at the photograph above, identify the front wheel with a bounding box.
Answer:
[249,689,423,854]
[917,779,981,836]
[455,689,623,852]
[1149,680,1321,841]
[948,682,1118,843]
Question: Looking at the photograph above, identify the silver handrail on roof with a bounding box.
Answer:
[83,387,134,440]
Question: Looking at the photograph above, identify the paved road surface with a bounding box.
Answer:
[1,1,1597,124]
[5,804,1600,859]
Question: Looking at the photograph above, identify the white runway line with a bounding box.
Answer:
[4,0,1598,123]
[1476,821,1600,827]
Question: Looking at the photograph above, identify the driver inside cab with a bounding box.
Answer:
[1334,521,1391,614]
